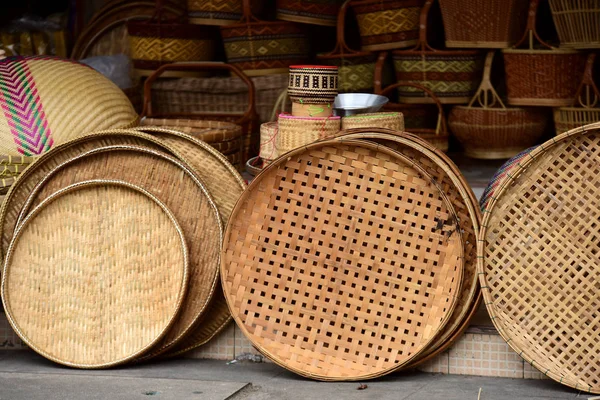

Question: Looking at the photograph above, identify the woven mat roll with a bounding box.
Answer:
[277,114,341,154]
[2,180,188,368]
[341,112,405,131]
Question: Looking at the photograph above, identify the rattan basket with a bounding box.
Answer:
[502,0,587,107]
[392,0,484,104]
[350,0,424,51]
[220,0,310,76]
[316,0,378,93]
[450,52,548,159]
[277,114,341,154]
[187,0,260,26]
[276,0,343,26]
[341,112,404,130]
[259,121,279,161]
[553,53,600,135]
[438,0,529,48]
[291,102,333,117]
[549,0,600,49]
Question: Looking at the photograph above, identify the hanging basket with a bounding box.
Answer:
[549,0,600,49]
[276,0,343,26]
[392,0,484,104]
[450,51,548,159]
[502,0,587,107]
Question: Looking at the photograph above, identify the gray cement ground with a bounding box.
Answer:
[0,351,587,399]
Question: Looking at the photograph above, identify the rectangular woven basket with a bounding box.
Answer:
[549,0,600,49]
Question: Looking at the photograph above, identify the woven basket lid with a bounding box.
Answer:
[1,180,188,368]
[13,145,222,358]
[222,139,464,380]
[479,122,600,393]
[327,129,481,367]
[0,56,138,157]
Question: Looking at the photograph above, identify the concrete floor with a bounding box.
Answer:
[0,351,586,400]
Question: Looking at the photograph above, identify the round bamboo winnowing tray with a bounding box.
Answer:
[326,128,481,367]
[479,122,600,394]
[1,180,189,368]
[222,139,464,380]
[13,145,222,359]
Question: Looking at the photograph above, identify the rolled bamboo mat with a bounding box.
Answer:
[1,180,189,368]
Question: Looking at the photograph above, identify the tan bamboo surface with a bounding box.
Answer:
[12,145,222,359]
[0,155,34,195]
[549,0,600,49]
[277,114,341,154]
[341,112,405,131]
[450,52,548,159]
[478,121,600,394]
[222,139,464,380]
[259,121,279,161]
[291,102,334,117]
[324,128,481,367]
[1,180,189,368]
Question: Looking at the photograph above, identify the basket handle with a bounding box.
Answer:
[410,0,435,51]
[270,89,289,121]
[373,51,388,93]
[323,0,362,56]
[380,81,447,135]
[467,51,506,109]
[513,0,554,50]
[573,53,600,108]
[240,0,261,23]
[141,62,257,120]
[148,0,186,23]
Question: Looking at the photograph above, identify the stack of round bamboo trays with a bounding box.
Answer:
[0,127,245,368]
[223,127,482,380]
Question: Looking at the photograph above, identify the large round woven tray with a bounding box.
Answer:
[222,139,464,380]
[1,180,189,368]
[13,145,222,359]
[327,128,481,367]
[478,122,600,393]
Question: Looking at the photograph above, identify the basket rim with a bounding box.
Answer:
[392,49,482,57]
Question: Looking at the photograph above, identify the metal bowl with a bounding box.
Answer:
[333,93,389,117]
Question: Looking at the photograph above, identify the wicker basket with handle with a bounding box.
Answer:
[276,0,343,26]
[502,0,587,107]
[392,0,484,104]
[549,0,600,49]
[449,51,549,159]
[553,53,600,135]
[316,0,378,93]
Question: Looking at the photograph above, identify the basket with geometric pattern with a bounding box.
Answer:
[276,0,343,26]
[187,0,263,26]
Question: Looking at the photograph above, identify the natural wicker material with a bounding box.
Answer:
[549,0,600,49]
[1,179,189,368]
[392,0,483,104]
[259,121,279,161]
[0,56,138,157]
[187,0,245,25]
[341,112,404,130]
[502,0,587,107]
[478,122,600,393]
[0,155,34,195]
[245,155,265,176]
[554,53,600,135]
[276,0,343,26]
[351,0,424,51]
[450,52,548,159]
[288,65,339,104]
[223,139,463,379]
[325,129,481,367]
[277,114,341,154]
[13,145,222,359]
[220,0,310,76]
[291,102,334,117]
[438,0,528,48]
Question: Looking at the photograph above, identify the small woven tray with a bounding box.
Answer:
[1,179,189,368]
[13,145,222,359]
[222,139,464,380]
[479,122,600,393]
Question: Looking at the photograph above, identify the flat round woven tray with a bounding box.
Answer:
[13,145,222,359]
[479,122,600,393]
[222,139,464,380]
[327,128,481,367]
[1,180,188,368]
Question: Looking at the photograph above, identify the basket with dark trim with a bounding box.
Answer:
[276,0,343,26]
[288,65,338,104]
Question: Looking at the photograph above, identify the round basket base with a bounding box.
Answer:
[276,13,336,26]
[507,98,575,107]
[188,17,239,26]
[361,39,419,52]
[242,67,290,77]
[445,40,514,48]
[464,147,525,160]
[134,68,211,78]
[399,95,473,105]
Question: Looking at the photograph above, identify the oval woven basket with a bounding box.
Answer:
[1,179,189,368]
[478,122,600,394]
[341,112,404,130]
[449,52,548,159]
[549,0,600,49]
[277,114,341,154]
[276,0,343,26]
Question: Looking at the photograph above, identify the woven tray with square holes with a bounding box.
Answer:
[222,139,464,380]
[478,122,600,394]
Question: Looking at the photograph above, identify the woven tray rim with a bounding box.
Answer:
[1,179,189,368]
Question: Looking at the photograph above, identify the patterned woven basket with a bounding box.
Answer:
[341,112,404,130]
[0,155,34,195]
[392,0,484,104]
[450,52,549,159]
[502,0,587,107]
[288,65,338,103]
[350,0,424,51]
[438,0,529,48]
[554,53,600,135]
[220,0,310,76]
[277,114,341,154]
[187,0,263,25]
[316,0,378,93]
[549,0,600,49]
[276,0,343,26]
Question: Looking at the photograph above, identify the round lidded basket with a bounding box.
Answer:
[276,0,343,26]
[277,114,341,154]
[222,139,464,380]
[1,179,189,368]
[449,51,548,159]
[288,65,339,104]
[549,0,600,49]
[341,112,404,130]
